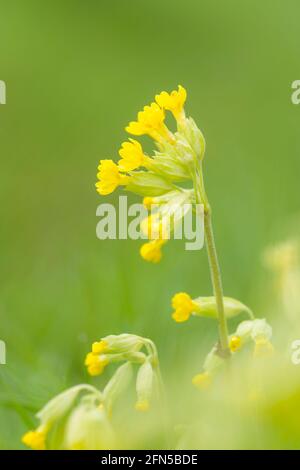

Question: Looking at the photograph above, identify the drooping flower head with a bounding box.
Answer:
[96,86,206,263]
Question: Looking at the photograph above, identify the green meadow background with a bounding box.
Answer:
[1,0,300,449]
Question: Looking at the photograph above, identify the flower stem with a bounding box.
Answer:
[193,164,230,357]
[204,210,230,356]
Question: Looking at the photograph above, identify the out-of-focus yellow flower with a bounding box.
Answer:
[118,139,149,172]
[92,340,108,355]
[85,352,109,376]
[64,403,115,450]
[155,85,187,121]
[253,338,274,358]
[143,196,155,210]
[96,160,129,195]
[135,359,153,412]
[135,399,150,412]
[22,429,46,450]
[192,372,212,390]
[140,239,165,263]
[171,292,196,322]
[229,335,242,353]
[126,102,173,143]
[140,213,169,240]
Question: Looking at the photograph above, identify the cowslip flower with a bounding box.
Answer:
[135,359,153,412]
[172,292,197,322]
[171,292,253,323]
[22,427,47,450]
[92,334,144,356]
[118,139,150,172]
[126,102,173,143]
[96,160,129,195]
[155,85,187,122]
[96,86,206,263]
[86,334,161,413]
[228,319,274,357]
[140,239,166,263]
[64,403,115,450]
[22,385,103,450]
[192,344,226,391]
[85,352,109,376]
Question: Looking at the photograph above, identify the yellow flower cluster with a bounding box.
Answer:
[96,85,187,196]
[95,85,203,263]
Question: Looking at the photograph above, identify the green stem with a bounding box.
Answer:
[193,163,230,357]
[204,210,230,356]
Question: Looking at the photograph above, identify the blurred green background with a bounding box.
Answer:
[0,0,300,449]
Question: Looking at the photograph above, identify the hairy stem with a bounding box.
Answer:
[194,163,230,357]
[204,210,230,355]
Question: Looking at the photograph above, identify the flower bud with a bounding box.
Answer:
[178,117,206,161]
[192,296,253,320]
[37,385,98,427]
[149,151,191,181]
[135,359,154,412]
[64,403,115,450]
[126,171,174,197]
[95,334,144,355]
[103,362,133,413]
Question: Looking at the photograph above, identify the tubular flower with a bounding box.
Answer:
[140,239,166,263]
[192,372,212,390]
[85,352,109,376]
[96,160,129,195]
[118,139,150,172]
[229,335,242,353]
[155,85,187,121]
[22,429,46,450]
[135,359,153,412]
[126,102,173,143]
[171,292,197,323]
